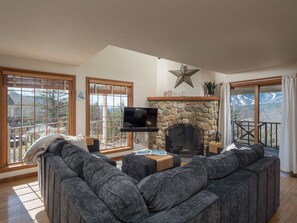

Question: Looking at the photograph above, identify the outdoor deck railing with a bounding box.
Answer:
[232,120,281,149]
[8,120,127,163]
[8,122,66,163]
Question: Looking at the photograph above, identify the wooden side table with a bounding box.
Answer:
[207,141,223,156]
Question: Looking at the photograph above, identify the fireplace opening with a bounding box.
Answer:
[165,124,204,157]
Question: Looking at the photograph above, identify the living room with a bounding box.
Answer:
[1,1,297,223]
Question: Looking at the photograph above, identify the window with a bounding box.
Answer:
[86,77,133,151]
[0,68,76,167]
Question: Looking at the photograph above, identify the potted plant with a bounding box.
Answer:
[204,81,217,95]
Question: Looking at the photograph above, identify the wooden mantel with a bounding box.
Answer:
[147,96,220,101]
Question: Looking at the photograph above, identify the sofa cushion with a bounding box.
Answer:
[61,144,90,179]
[138,160,207,212]
[91,151,117,166]
[48,139,68,156]
[250,144,265,158]
[140,190,221,223]
[232,144,265,168]
[193,151,239,180]
[83,155,149,223]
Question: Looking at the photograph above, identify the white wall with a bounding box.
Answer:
[156,59,216,96]
[75,46,157,135]
[0,46,157,179]
[215,61,297,83]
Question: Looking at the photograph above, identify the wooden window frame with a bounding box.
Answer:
[86,77,134,152]
[230,76,281,145]
[0,67,76,171]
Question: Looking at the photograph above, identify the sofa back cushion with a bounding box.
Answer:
[48,139,68,156]
[193,151,239,180]
[61,144,90,179]
[232,144,265,168]
[138,160,207,212]
[83,155,149,223]
[250,144,265,158]
[65,135,89,152]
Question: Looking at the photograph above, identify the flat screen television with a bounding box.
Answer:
[121,107,159,132]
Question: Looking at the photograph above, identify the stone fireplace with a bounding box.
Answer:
[147,96,220,155]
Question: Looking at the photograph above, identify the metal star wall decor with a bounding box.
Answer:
[169,64,200,88]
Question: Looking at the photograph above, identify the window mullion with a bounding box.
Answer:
[57,90,60,133]
[18,87,23,163]
[33,87,36,154]
[46,90,48,136]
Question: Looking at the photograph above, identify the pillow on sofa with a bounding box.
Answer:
[193,151,239,180]
[138,160,207,212]
[250,144,265,158]
[232,144,265,168]
[61,144,91,179]
[83,155,149,223]
[65,135,89,152]
[221,143,237,153]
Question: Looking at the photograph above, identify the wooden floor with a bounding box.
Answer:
[0,172,297,223]
[0,177,49,223]
[269,172,297,223]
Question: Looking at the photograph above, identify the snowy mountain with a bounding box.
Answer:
[231,92,282,107]
[231,92,282,123]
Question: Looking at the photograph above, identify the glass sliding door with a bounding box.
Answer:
[259,85,282,149]
[231,87,256,145]
[230,78,282,150]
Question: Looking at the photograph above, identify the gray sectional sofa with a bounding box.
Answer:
[39,141,279,223]
[193,144,280,223]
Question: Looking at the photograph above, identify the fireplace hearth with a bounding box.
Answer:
[166,124,204,157]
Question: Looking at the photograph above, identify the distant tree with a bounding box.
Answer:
[37,89,69,127]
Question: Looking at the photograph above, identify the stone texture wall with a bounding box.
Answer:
[148,100,219,150]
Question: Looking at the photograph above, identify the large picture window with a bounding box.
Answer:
[86,77,133,151]
[0,68,76,167]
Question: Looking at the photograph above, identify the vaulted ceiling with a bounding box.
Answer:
[1,0,297,73]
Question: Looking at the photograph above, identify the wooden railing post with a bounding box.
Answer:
[254,86,259,144]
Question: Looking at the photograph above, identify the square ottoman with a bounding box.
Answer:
[122,153,181,181]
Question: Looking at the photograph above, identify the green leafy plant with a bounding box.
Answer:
[204,81,217,95]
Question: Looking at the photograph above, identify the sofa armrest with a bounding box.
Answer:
[61,177,120,223]
[86,137,100,152]
[140,190,220,223]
